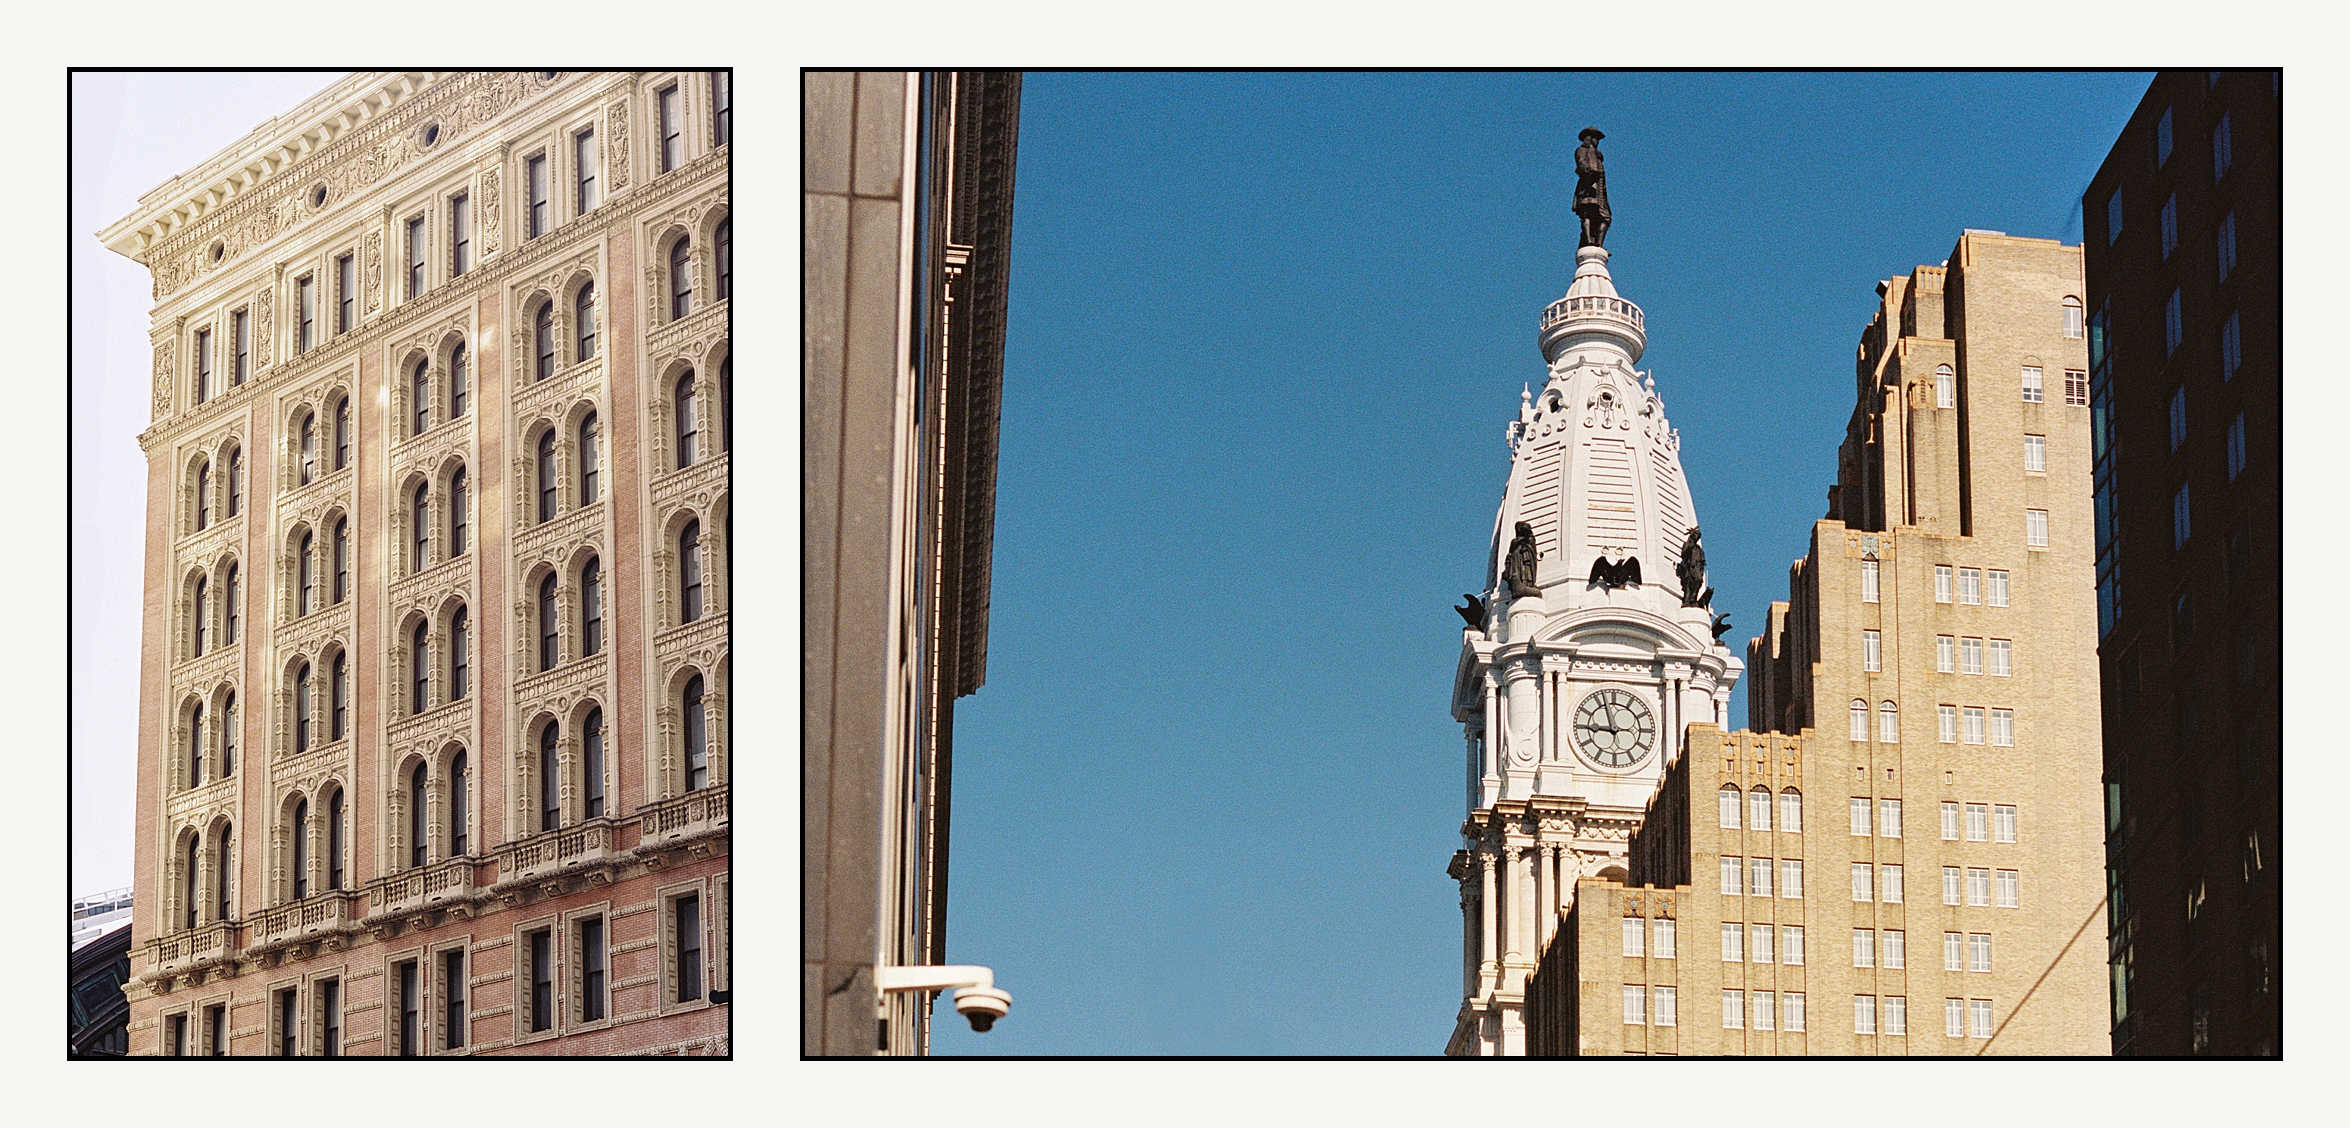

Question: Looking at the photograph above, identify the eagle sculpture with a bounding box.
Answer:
[1455,593,1487,628]
[1587,554,1643,590]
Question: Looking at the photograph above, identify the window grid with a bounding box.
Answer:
[1860,559,1879,603]
[2024,434,2046,472]
[1719,786,1740,829]
[1752,989,1775,1032]
[1971,998,1994,1039]
[1780,859,1803,900]
[1653,918,1676,958]
[1959,568,1981,605]
[1854,995,1877,1036]
[1990,708,2014,746]
[2020,365,2043,403]
[1943,866,1963,906]
[1623,916,1644,957]
[1862,629,1880,672]
[1967,868,1992,907]
[1934,564,1952,603]
[1624,984,1647,1025]
[1942,802,1960,841]
[1721,922,1742,963]
[1879,799,1901,839]
[1779,790,1802,833]
[1748,857,1772,897]
[1721,990,1744,1030]
[1852,928,1874,969]
[1654,985,1676,1027]
[1968,933,1992,973]
[1749,788,1770,831]
[1879,701,1898,744]
[1937,635,1954,673]
[1883,929,1905,969]
[1884,995,1907,1037]
[1849,699,1868,742]
[1851,863,1872,903]
[1751,924,1775,964]
[1721,856,1742,897]
[1967,804,1989,841]
[1938,704,1957,743]
[1961,636,1982,675]
[2027,509,2049,547]
[1783,926,1804,966]
[1996,869,2020,908]
[1988,569,2010,607]
[1880,864,1903,904]
[2064,369,2088,406]
[1850,797,1870,837]
[1994,804,2017,843]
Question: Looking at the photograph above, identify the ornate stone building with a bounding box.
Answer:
[1444,230,1743,1056]
[103,70,731,1056]
[1523,232,2110,1055]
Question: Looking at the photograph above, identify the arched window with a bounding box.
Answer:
[332,517,349,603]
[224,564,239,644]
[450,467,469,556]
[2062,295,2084,339]
[293,798,310,900]
[576,281,597,361]
[412,483,430,572]
[220,692,236,777]
[299,411,317,484]
[297,531,316,616]
[184,838,199,929]
[583,707,605,818]
[327,788,344,890]
[294,662,312,754]
[334,398,350,469]
[215,823,233,921]
[715,219,730,301]
[1718,785,1741,829]
[1849,700,1868,742]
[684,675,708,791]
[449,342,469,419]
[188,701,205,789]
[449,750,469,857]
[1879,701,1900,743]
[450,606,469,701]
[669,236,692,319]
[534,301,555,381]
[720,357,731,453]
[680,520,703,622]
[538,574,559,672]
[581,557,602,657]
[675,372,698,468]
[412,358,431,435]
[1750,787,1772,831]
[1934,364,1955,409]
[411,622,429,715]
[330,651,347,740]
[539,722,560,832]
[227,448,242,516]
[537,431,558,522]
[579,411,600,505]
[196,460,211,530]
[193,577,208,657]
[408,763,428,868]
[1777,788,1802,832]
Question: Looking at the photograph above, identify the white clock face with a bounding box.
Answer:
[1573,688,1657,770]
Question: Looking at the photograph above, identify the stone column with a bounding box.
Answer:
[1480,674,1501,801]
[1536,838,1555,951]
[1478,849,1498,987]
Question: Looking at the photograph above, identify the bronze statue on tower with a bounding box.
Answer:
[1574,127,1610,249]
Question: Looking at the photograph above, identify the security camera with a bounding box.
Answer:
[954,985,1012,1032]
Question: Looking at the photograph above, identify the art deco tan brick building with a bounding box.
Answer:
[1526,232,2109,1055]
[102,70,730,1056]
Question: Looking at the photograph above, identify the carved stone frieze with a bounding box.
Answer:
[605,100,630,193]
[510,653,610,734]
[362,231,383,314]
[151,335,177,419]
[271,600,354,663]
[645,301,726,365]
[512,506,604,583]
[386,569,472,627]
[653,613,727,676]
[478,165,501,257]
[168,641,244,702]
[270,738,355,804]
[649,455,727,517]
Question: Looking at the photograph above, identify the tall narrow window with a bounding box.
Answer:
[584,707,605,818]
[1749,788,1772,830]
[1859,558,1878,603]
[225,563,238,643]
[576,281,597,360]
[710,70,731,145]
[575,129,598,213]
[2228,413,2247,482]
[2062,296,2083,339]
[196,461,211,530]
[2212,113,2232,180]
[195,328,213,403]
[450,194,471,276]
[330,651,347,740]
[581,918,607,1021]
[534,302,554,380]
[444,949,467,1050]
[327,788,344,890]
[2217,212,2238,282]
[215,823,232,921]
[539,723,560,832]
[185,839,199,929]
[539,573,559,671]
[529,930,553,1033]
[669,237,692,319]
[716,220,730,301]
[397,961,419,1056]
[2222,311,2242,379]
[1862,629,1880,672]
[685,674,709,791]
[208,1005,225,1057]
[580,412,600,505]
[449,750,469,857]
[1849,699,1868,742]
[450,606,469,702]
[677,894,703,1002]
[2106,189,2123,244]
[298,531,315,616]
[193,577,208,656]
[409,763,428,867]
[299,412,317,484]
[334,398,350,469]
[2160,194,2178,259]
[2170,385,2189,451]
[536,431,559,522]
[233,310,250,383]
[2027,509,2049,548]
[680,520,704,622]
[293,798,310,900]
[411,621,429,716]
[1879,701,1899,743]
[2024,434,2046,472]
[294,661,311,753]
[321,978,341,1057]
[412,483,430,571]
[332,517,348,603]
[337,254,355,333]
[298,275,315,352]
[721,358,732,452]
[581,557,603,657]
[659,83,682,172]
[2174,483,2191,550]
[676,372,699,468]
[406,216,426,299]
[279,989,299,1057]
[228,449,242,515]
[2156,106,2174,165]
[450,467,468,556]
[2164,290,2183,357]
[527,153,549,238]
[2020,365,2043,403]
[221,692,236,775]
[450,343,469,418]
[412,359,431,434]
[188,702,205,788]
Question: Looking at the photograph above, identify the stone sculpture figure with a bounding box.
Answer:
[1503,521,1542,597]
[1574,127,1610,249]
[1677,526,1711,608]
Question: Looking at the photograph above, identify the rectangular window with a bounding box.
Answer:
[169,1013,186,1057]
[710,70,731,145]
[1851,862,1873,903]
[1748,857,1772,898]
[233,310,250,383]
[2106,189,2123,244]
[1944,867,1963,906]
[1784,992,1807,1032]
[1780,859,1803,899]
[1751,924,1775,964]
[2212,113,2232,179]
[1936,369,1955,408]
[2020,365,2043,403]
[1854,995,1877,1035]
[1988,639,2011,677]
[1881,864,1903,904]
[1937,635,1955,673]
[2160,194,2178,258]
[575,129,599,213]
[1990,708,2014,746]
[1652,917,1676,959]
[579,917,606,1022]
[1623,916,1645,957]
[278,987,299,1057]
[320,978,340,1057]
[1721,922,1743,962]
[1860,559,1879,603]
[2164,290,2183,357]
[1750,788,1771,832]
[1961,636,1983,674]
[1988,569,2010,607]
[1970,998,1993,1039]
[2174,483,2191,549]
[1942,802,1961,840]
[207,1003,226,1057]
[1720,787,1740,828]
[2170,385,2188,451]
[1780,791,1802,833]
[2217,212,2238,281]
[1752,989,1776,1031]
[1862,629,1880,672]
[1968,933,1992,973]
[528,153,549,238]
[396,960,419,1057]
[1624,984,1647,1025]
[1946,998,1966,1038]
[450,194,471,277]
[1880,799,1902,839]
[194,328,212,402]
[2065,368,2088,406]
[1934,564,1952,603]
[529,928,553,1033]
[2228,413,2247,481]
[2156,106,2174,165]
[1853,928,1875,968]
[443,949,466,1049]
[1959,568,1981,605]
[1967,803,1989,841]
[1944,931,1964,972]
[2027,509,2049,547]
[1885,995,1908,1036]
[1721,855,1742,896]
[2222,311,2242,379]
[1994,804,2017,843]
[1783,925,1804,966]
[1996,869,2020,908]
[676,894,704,1003]
[336,254,355,333]
[1939,705,1957,743]
[659,83,683,172]
[1721,989,1745,1030]
[297,275,314,353]
[1968,868,1992,907]
[1850,797,1871,837]
[406,216,426,299]
[1883,929,1906,970]
[2024,434,2046,472]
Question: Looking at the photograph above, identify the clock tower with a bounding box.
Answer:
[1443,161,1740,1055]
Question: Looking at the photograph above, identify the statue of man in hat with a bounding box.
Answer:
[1574,127,1610,249]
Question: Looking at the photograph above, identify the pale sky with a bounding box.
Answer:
[71,71,350,897]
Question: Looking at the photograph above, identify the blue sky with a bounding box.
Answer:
[929,70,2153,1056]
